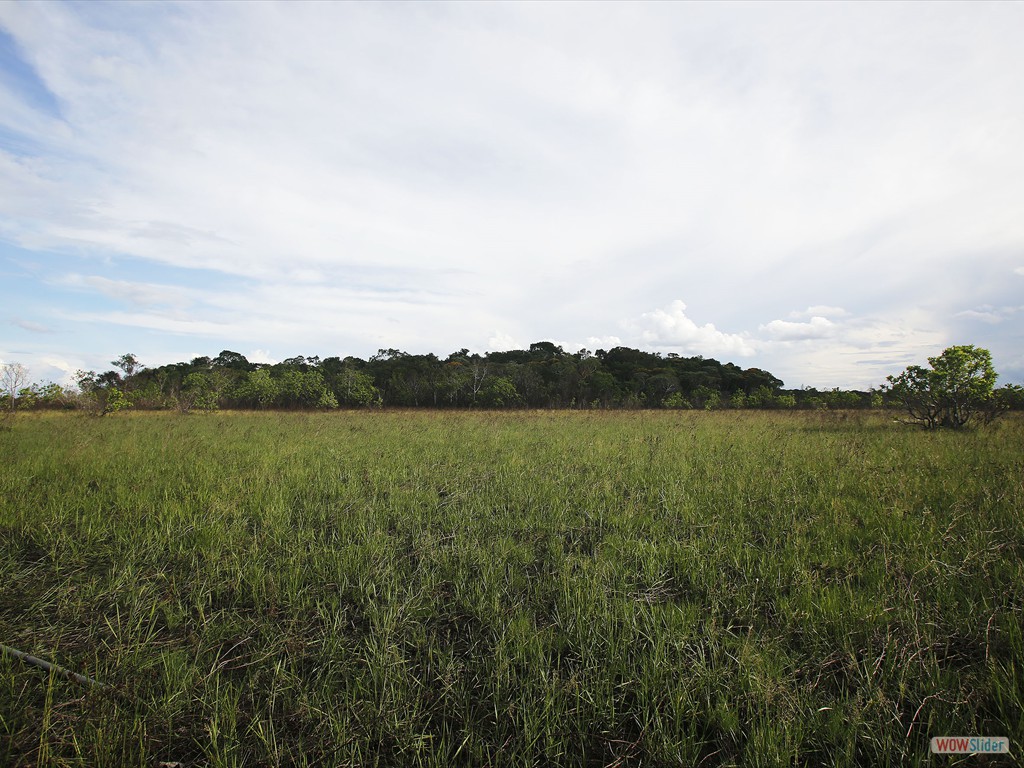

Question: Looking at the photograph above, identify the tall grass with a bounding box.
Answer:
[0,410,1020,766]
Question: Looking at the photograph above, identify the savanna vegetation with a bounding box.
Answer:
[1,409,1021,767]
[2,346,870,415]
[6,344,1022,422]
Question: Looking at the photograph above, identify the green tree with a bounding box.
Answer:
[775,393,797,409]
[884,345,998,429]
[661,392,691,409]
[691,386,720,411]
[234,369,279,409]
[278,370,338,409]
[479,376,520,408]
[213,350,252,371]
[112,353,142,379]
[980,384,1023,423]
[15,386,38,410]
[746,385,776,409]
[103,387,130,415]
[335,366,382,407]
[179,372,219,412]
[437,361,472,406]
[35,383,72,409]
[73,369,127,416]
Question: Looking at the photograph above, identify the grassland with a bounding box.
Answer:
[0,410,1021,767]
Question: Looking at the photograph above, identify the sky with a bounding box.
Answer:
[1,1,1022,390]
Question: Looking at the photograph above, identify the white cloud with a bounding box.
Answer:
[39,355,73,370]
[789,306,848,319]
[0,350,88,387]
[759,316,836,341]
[61,274,194,309]
[1,2,1022,387]
[486,332,519,352]
[753,309,949,389]
[956,309,1002,324]
[56,310,233,337]
[14,319,53,333]
[633,300,756,357]
[585,335,623,351]
[247,349,276,365]
[956,306,1023,324]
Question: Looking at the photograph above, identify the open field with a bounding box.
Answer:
[1,410,1021,767]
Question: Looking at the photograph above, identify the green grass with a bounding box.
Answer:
[0,410,1021,767]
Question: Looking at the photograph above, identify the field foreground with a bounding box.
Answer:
[1,410,1021,767]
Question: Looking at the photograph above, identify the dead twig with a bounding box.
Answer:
[0,643,107,689]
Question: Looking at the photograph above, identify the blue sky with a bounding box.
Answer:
[1,1,1022,389]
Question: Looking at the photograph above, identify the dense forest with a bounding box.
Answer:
[4,345,862,413]
[5,344,1023,414]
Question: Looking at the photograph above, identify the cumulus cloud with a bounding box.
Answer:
[752,309,950,388]
[39,355,74,372]
[487,332,519,352]
[247,349,276,365]
[634,300,755,357]
[0,351,88,387]
[585,335,623,351]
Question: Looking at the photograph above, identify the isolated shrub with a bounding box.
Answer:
[103,387,130,415]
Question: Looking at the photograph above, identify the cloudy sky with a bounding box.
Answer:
[2,1,1022,389]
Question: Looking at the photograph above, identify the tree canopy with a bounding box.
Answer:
[52,345,803,413]
[6,343,1018,417]
[884,345,1002,428]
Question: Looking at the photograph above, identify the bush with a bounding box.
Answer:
[884,345,997,429]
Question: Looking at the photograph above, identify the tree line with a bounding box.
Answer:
[3,343,1021,419]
